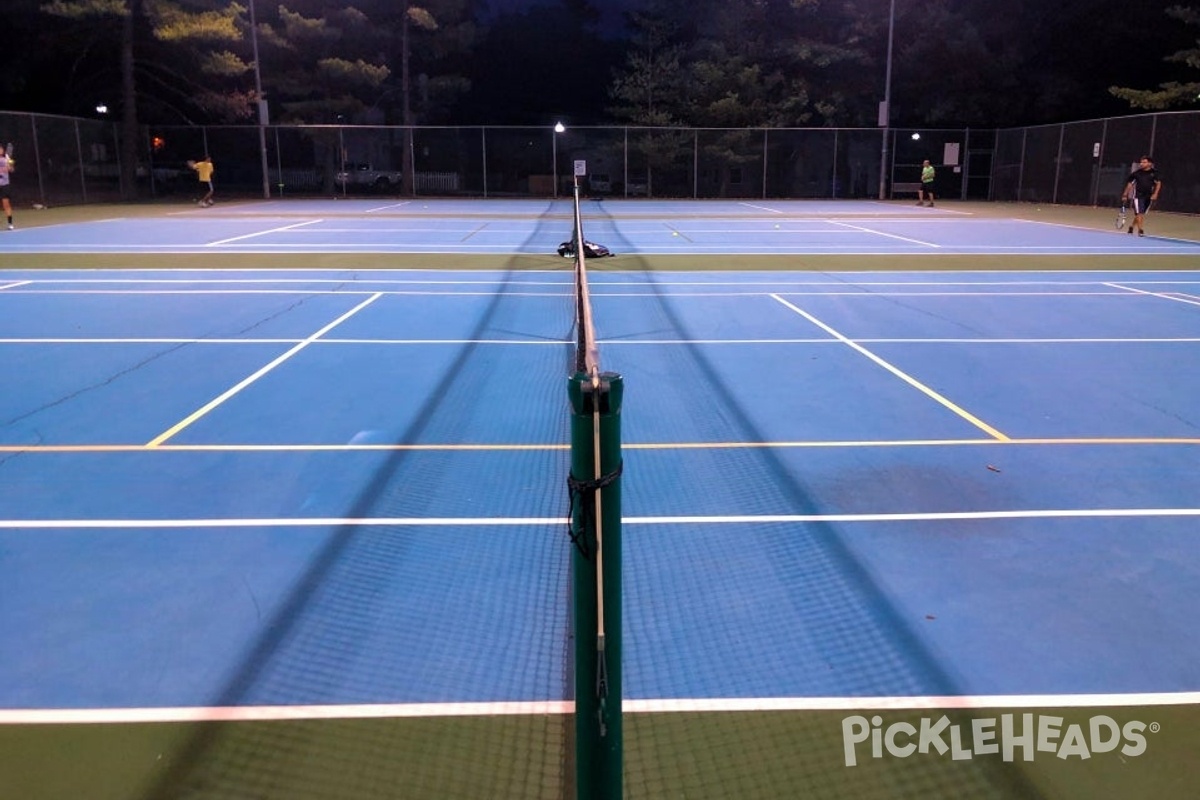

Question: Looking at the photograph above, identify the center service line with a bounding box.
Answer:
[146,292,383,446]
[771,293,1009,441]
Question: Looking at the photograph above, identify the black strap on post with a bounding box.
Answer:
[566,460,623,559]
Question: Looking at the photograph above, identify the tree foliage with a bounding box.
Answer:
[1110,4,1200,109]
[5,0,1198,133]
[609,0,875,129]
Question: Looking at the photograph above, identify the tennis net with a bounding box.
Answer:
[566,179,625,800]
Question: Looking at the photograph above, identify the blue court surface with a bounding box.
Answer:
[3,198,1200,254]
[2,201,1200,799]
[1,265,1199,713]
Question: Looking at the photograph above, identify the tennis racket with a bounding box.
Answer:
[1115,193,1128,229]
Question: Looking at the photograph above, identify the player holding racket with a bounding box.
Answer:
[0,143,14,229]
[189,154,215,207]
[1122,155,1161,237]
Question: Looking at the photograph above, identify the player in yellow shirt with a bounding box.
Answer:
[188,155,215,207]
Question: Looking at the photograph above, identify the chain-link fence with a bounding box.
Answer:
[2,110,1197,212]
[991,111,1198,212]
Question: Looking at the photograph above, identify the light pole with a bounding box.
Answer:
[249,0,270,199]
[553,121,565,198]
[877,0,896,200]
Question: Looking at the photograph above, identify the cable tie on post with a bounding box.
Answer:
[566,460,623,559]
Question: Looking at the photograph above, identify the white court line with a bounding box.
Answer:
[770,294,1009,441]
[4,692,1198,725]
[364,201,413,213]
[737,202,785,214]
[7,244,1188,254]
[0,280,31,290]
[828,219,941,247]
[9,336,1200,346]
[1105,282,1200,308]
[145,292,383,446]
[0,288,1175,298]
[4,507,1200,529]
[7,275,1200,285]
[2,436,1199,454]
[206,219,323,246]
[627,692,1200,713]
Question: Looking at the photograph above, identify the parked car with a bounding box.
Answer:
[336,163,403,192]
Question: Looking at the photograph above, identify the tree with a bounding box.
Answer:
[607,0,876,196]
[254,3,390,124]
[42,0,251,196]
[379,0,479,195]
[1110,5,1200,109]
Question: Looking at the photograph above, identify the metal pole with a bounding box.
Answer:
[1052,123,1065,204]
[832,129,839,197]
[274,127,283,196]
[623,127,628,197]
[249,0,270,199]
[31,115,47,206]
[877,0,896,200]
[761,128,768,199]
[75,119,88,202]
[960,127,970,200]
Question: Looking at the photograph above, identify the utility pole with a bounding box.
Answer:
[249,0,270,199]
[877,0,896,200]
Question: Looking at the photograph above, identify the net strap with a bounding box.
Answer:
[565,460,623,560]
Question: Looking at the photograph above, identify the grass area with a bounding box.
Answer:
[2,706,1196,799]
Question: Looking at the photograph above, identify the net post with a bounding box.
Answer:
[568,371,624,800]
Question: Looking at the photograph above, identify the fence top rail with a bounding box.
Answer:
[144,122,987,134]
[1,109,115,125]
[996,109,1200,132]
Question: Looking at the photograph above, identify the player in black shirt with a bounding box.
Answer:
[1122,156,1161,237]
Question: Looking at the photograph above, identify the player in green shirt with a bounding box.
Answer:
[918,160,936,207]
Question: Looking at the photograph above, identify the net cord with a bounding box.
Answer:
[572,180,607,662]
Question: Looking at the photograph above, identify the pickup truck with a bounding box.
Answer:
[335,162,403,192]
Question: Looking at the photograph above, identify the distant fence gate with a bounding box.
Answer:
[0,111,1196,213]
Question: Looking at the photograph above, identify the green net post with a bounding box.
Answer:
[568,370,624,800]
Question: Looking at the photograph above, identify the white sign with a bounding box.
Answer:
[943,143,961,166]
[574,160,587,177]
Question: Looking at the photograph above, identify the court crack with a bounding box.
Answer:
[229,292,329,337]
[1,342,193,430]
